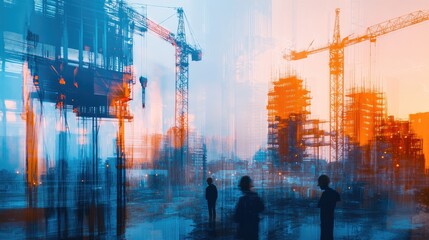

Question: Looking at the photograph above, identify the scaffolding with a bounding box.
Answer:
[343,87,386,186]
[369,116,425,191]
[1,0,137,237]
[345,87,386,146]
[302,119,329,176]
[267,75,310,167]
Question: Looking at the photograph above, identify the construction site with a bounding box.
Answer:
[1,0,429,239]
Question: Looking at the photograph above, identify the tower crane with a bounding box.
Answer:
[126,6,202,179]
[284,9,429,163]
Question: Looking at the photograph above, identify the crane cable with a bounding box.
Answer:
[128,3,177,10]
[184,12,201,49]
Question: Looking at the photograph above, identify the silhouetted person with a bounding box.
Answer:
[205,177,218,223]
[234,176,265,240]
[317,174,340,240]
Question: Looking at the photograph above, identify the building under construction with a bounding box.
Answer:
[343,87,425,192]
[410,112,429,173]
[0,0,137,237]
[345,87,386,147]
[369,116,425,191]
[267,75,310,167]
[344,87,386,184]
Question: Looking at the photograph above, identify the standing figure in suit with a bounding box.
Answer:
[206,177,218,223]
[234,176,265,240]
[317,175,340,240]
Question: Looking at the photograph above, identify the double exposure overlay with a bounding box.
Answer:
[1,0,429,239]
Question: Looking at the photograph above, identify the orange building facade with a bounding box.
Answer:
[345,88,386,146]
[410,112,429,172]
[267,76,310,165]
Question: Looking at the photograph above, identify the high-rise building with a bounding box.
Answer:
[345,88,386,146]
[344,87,386,184]
[267,75,310,165]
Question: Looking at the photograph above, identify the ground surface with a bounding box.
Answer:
[1,186,429,239]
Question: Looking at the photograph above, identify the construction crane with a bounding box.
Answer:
[284,9,429,164]
[126,6,202,180]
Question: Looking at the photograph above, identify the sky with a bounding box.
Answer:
[128,0,429,160]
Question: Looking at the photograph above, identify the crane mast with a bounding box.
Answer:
[329,8,345,164]
[284,9,429,164]
[175,8,189,172]
[127,6,201,181]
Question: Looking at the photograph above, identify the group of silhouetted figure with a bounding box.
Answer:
[205,174,340,240]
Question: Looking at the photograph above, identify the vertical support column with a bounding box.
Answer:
[116,102,126,236]
[23,62,38,194]
[26,99,38,190]
[94,17,98,67]
[57,108,69,238]
[23,62,39,238]
[25,99,39,240]
[92,117,96,186]
[78,6,83,68]
[0,0,4,69]
[0,100,5,165]
[0,17,7,163]
[63,13,68,64]
[103,16,108,69]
